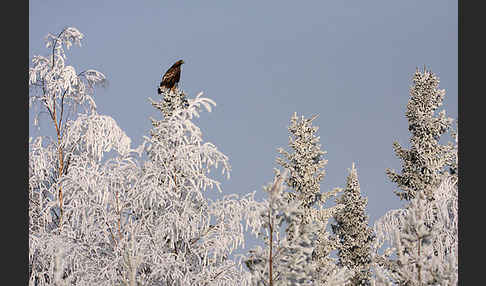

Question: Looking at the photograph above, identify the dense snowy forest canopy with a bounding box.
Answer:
[29,27,458,286]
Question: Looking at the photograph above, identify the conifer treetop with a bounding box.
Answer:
[386,68,455,201]
[276,112,328,208]
[332,163,374,286]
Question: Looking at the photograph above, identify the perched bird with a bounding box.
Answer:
[158,59,184,94]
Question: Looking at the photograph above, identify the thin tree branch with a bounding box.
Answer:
[51,28,68,68]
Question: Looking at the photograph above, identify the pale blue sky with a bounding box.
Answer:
[29,1,457,227]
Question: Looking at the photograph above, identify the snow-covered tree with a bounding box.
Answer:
[29,26,107,231]
[332,163,374,286]
[131,89,258,285]
[275,112,351,285]
[372,68,458,285]
[29,27,258,285]
[386,68,456,201]
[276,113,328,209]
[28,27,136,285]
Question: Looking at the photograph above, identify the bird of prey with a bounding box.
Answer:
[158,59,184,94]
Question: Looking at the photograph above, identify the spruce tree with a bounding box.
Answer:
[373,68,458,285]
[386,67,455,201]
[276,112,328,209]
[276,112,351,284]
[332,163,374,286]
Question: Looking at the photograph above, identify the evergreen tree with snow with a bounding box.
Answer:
[276,113,328,209]
[386,67,456,201]
[276,112,351,285]
[332,163,374,286]
[276,112,342,233]
[373,68,458,285]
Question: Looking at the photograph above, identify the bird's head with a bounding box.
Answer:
[176,59,184,65]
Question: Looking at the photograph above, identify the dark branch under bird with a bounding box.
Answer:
[158,59,184,94]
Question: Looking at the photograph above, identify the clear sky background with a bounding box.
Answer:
[29,1,457,232]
